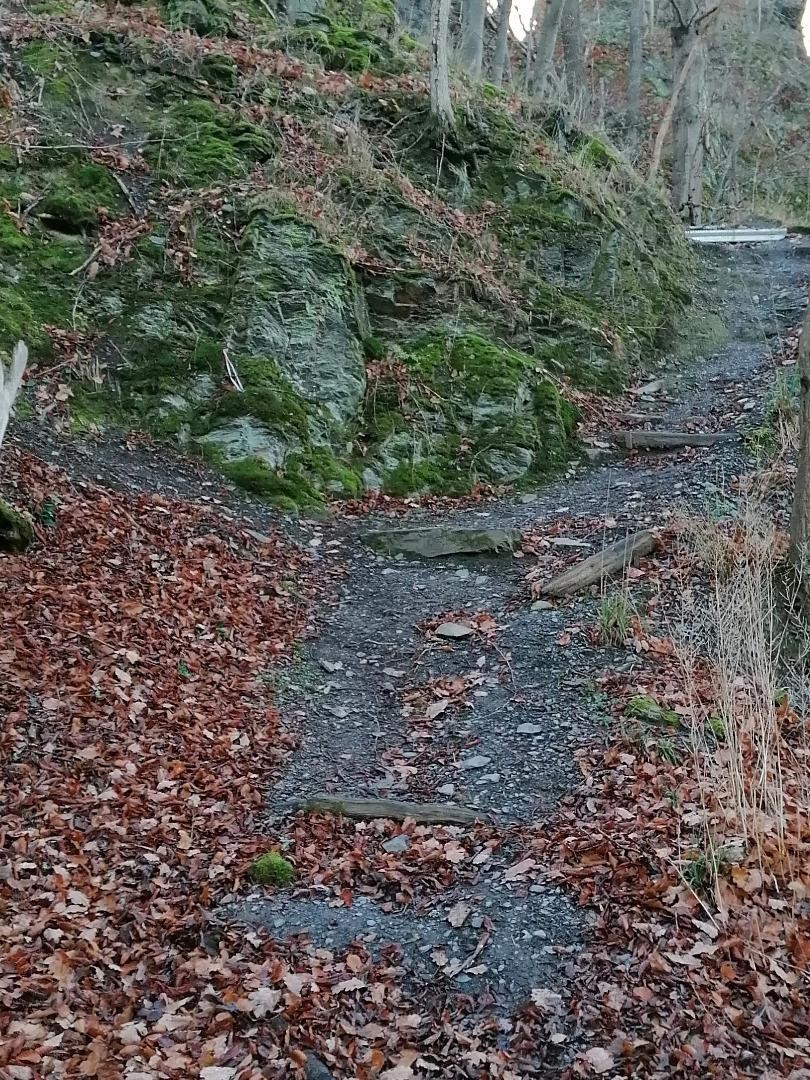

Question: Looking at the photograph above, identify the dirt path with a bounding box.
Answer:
[10,237,809,1049]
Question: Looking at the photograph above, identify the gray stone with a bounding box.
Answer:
[361,467,382,491]
[458,755,492,770]
[435,622,474,639]
[364,526,519,559]
[382,835,410,854]
[517,723,544,735]
[479,445,534,482]
[549,537,591,549]
[531,599,555,611]
[583,447,614,464]
[199,417,291,468]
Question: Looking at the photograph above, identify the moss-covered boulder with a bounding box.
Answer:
[0,497,34,553]
[227,210,368,427]
[362,333,578,492]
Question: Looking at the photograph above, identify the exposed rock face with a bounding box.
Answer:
[225,211,368,430]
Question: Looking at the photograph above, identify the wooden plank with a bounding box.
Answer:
[541,530,657,597]
[686,227,787,245]
[609,429,735,450]
[287,794,482,825]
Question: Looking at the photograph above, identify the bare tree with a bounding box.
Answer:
[491,0,513,87]
[523,0,542,89]
[667,0,717,224]
[0,341,32,553]
[790,298,810,579]
[0,341,27,452]
[529,0,567,96]
[430,0,455,132]
[560,0,588,113]
[628,0,645,128]
[460,0,486,79]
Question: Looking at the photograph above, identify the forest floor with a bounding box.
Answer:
[2,240,809,1079]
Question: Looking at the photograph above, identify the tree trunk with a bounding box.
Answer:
[648,32,700,180]
[790,298,810,577]
[560,0,588,113]
[460,0,486,79]
[491,0,513,87]
[523,0,542,90]
[628,0,644,127]
[530,0,567,96]
[0,341,31,553]
[670,11,706,224]
[0,341,27,452]
[429,0,455,132]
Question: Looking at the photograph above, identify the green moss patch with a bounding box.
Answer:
[38,159,120,233]
[146,99,275,185]
[248,850,295,886]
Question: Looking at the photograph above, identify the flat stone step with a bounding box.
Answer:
[364,525,520,558]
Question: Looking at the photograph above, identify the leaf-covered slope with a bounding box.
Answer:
[0,0,699,505]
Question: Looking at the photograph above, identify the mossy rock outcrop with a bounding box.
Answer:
[0,3,700,508]
[0,498,34,553]
[362,334,578,492]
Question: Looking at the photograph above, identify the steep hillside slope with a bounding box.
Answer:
[0,0,699,507]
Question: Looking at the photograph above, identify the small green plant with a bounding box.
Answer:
[596,591,632,646]
[249,850,295,887]
[682,846,730,894]
[706,714,726,740]
[37,495,58,528]
[649,736,679,764]
[625,694,681,727]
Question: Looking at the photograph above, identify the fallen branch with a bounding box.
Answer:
[541,530,658,597]
[286,794,482,825]
[609,429,734,450]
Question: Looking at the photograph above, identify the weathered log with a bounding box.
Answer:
[609,429,735,450]
[287,794,481,825]
[541,530,657,597]
[616,412,668,424]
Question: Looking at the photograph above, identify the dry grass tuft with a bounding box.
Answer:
[678,504,810,902]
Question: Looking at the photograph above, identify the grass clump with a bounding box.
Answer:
[597,591,633,646]
[249,850,295,887]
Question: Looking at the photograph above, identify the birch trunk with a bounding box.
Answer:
[0,341,27,452]
[560,0,588,113]
[491,0,513,87]
[530,0,567,96]
[460,0,486,79]
[429,0,455,132]
[628,0,644,127]
[790,298,810,577]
